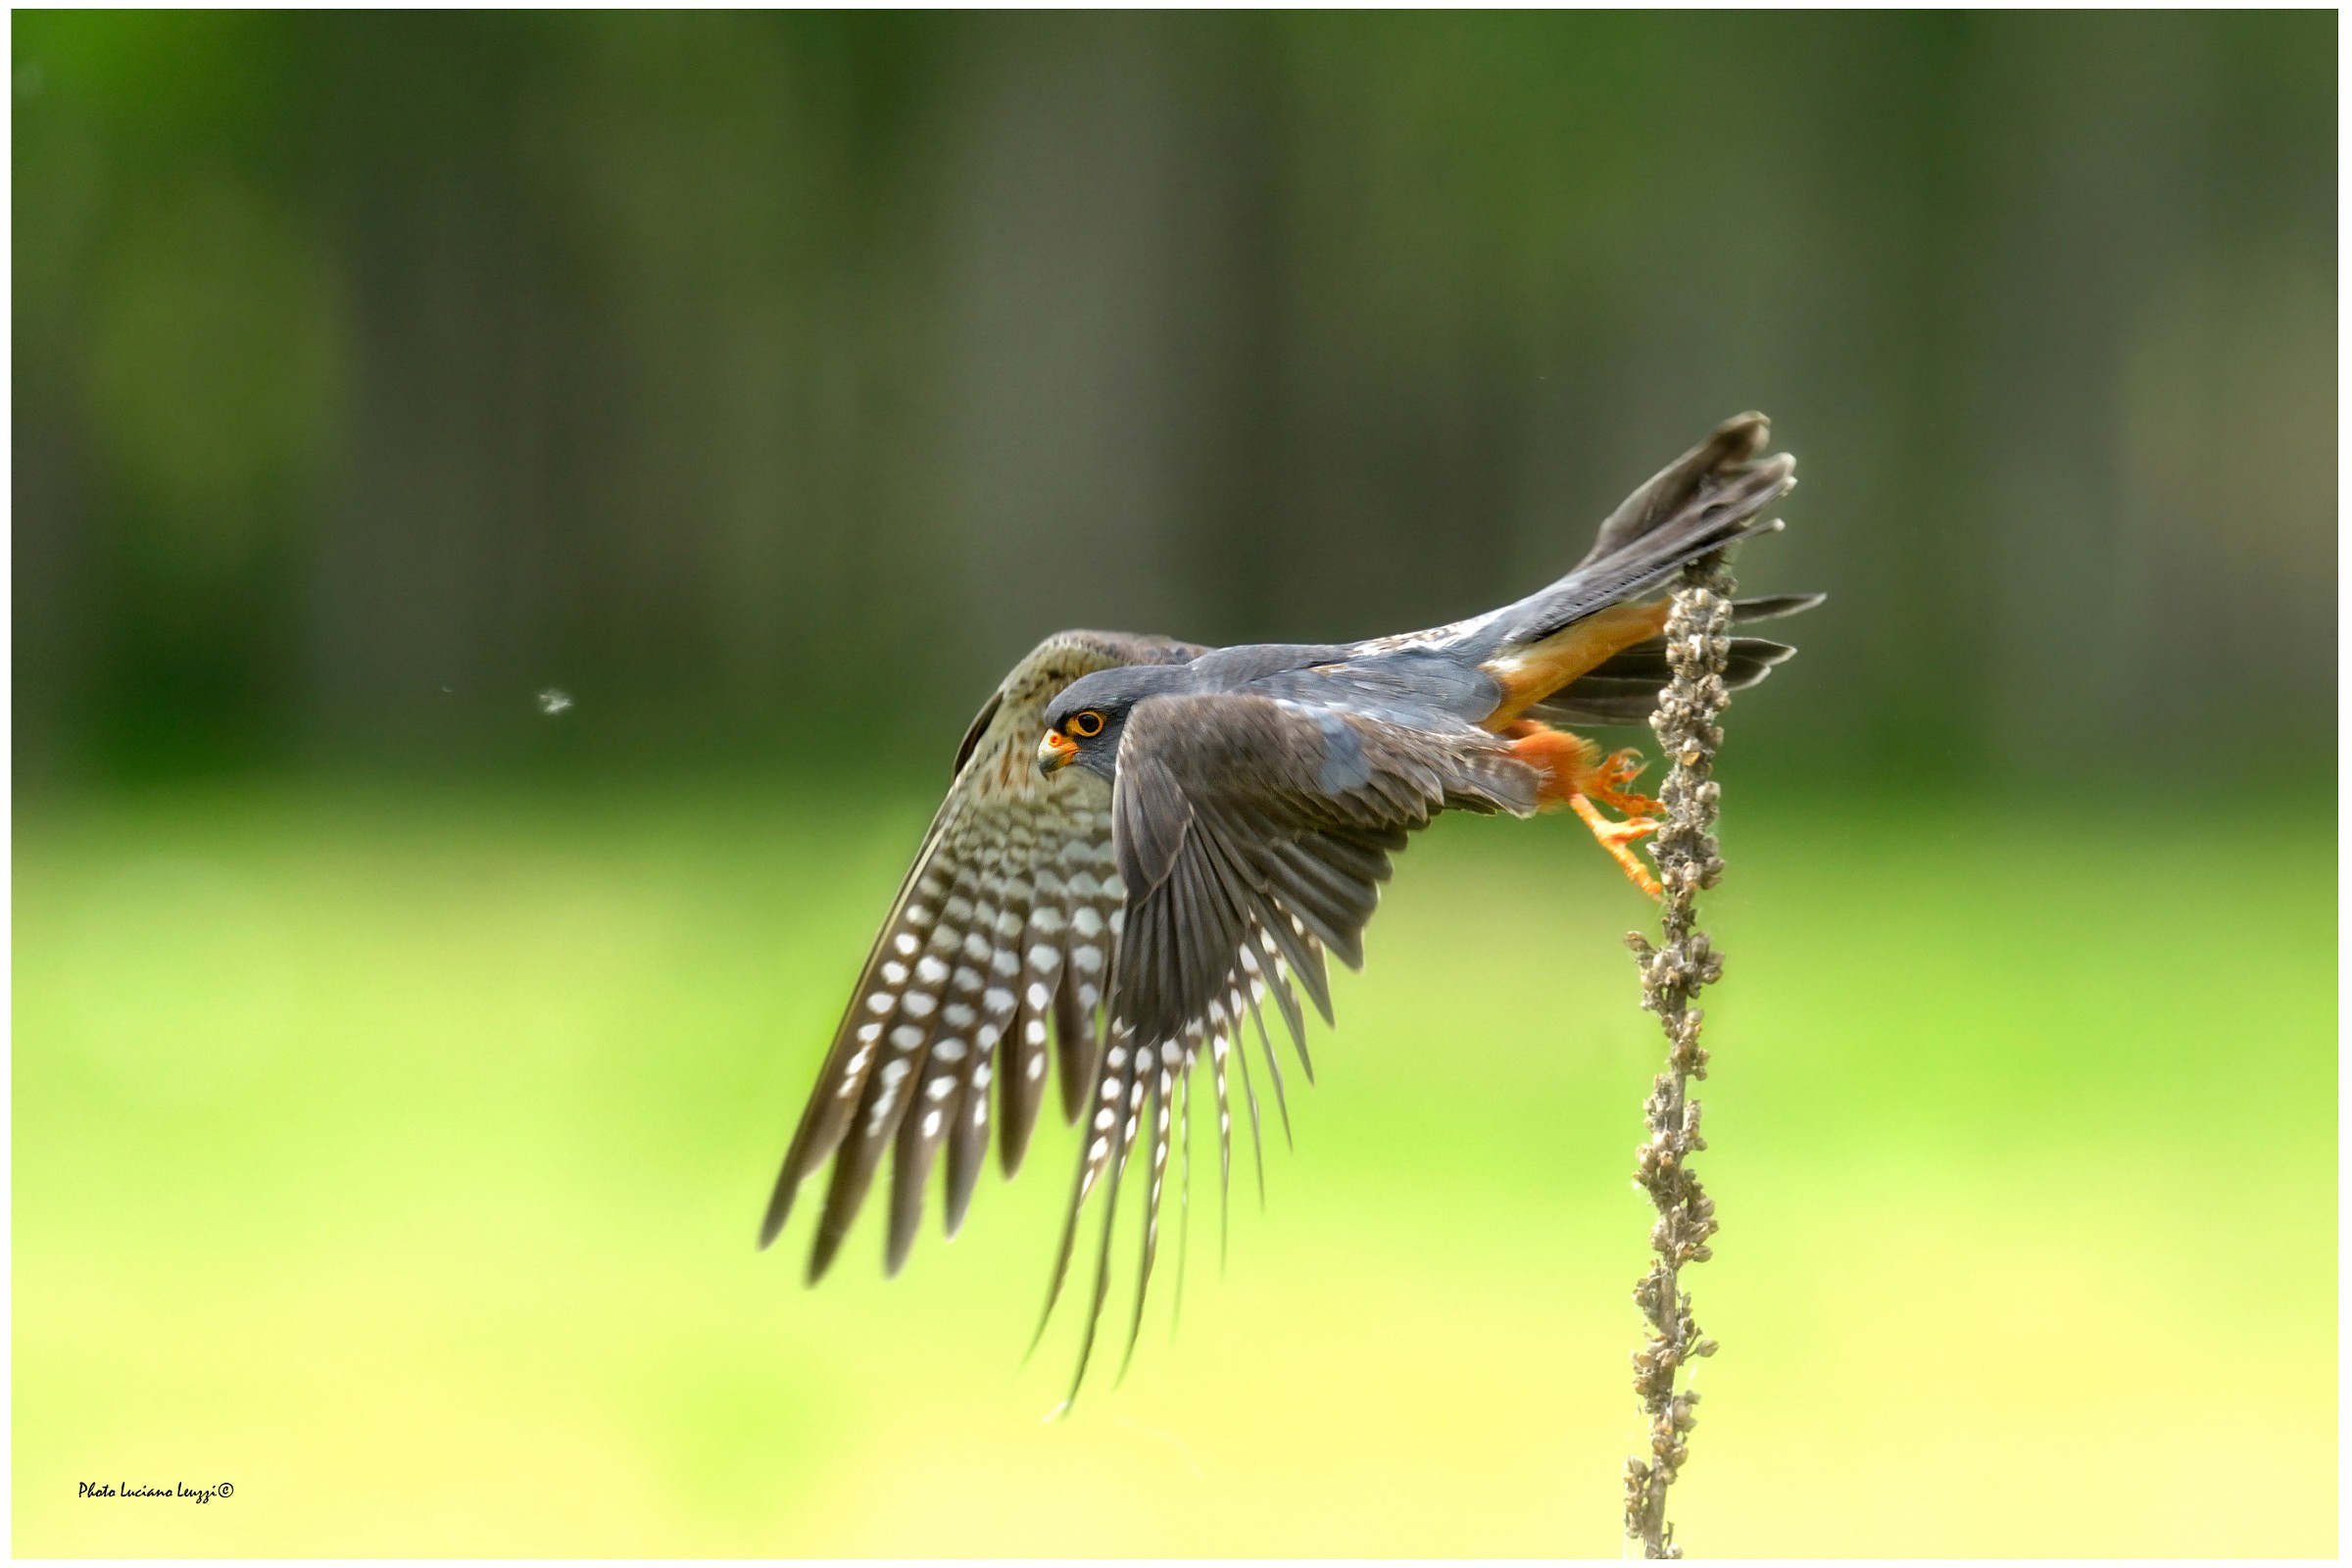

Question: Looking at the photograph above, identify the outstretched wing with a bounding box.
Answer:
[1043,693,1542,1392]
[761,629,1204,1281]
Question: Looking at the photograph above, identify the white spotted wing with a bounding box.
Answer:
[760,630,1202,1281]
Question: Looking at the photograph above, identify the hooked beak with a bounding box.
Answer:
[1036,729,1079,775]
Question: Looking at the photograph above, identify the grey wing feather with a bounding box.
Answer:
[1041,693,1540,1396]
[760,629,1203,1280]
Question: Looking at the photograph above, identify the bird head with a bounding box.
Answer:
[1037,664,1184,781]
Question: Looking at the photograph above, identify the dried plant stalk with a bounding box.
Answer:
[1621,559,1736,1558]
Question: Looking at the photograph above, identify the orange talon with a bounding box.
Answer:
[1503,719,1666,898]
[1584,746,1662,819]
[1569,794,1663,898]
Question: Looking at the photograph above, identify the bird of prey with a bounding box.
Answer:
[760,413,1816,1395]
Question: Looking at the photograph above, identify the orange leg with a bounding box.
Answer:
[1502,720,1664,898]
[1568,794,1663,899]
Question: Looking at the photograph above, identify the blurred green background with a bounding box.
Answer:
[13,11,2335,1557]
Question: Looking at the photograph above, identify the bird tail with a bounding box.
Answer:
[1525,594,1823,726]
[1471,412,1798,662]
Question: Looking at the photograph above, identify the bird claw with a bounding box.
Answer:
[1585,747,1662,819]
[1500,720,1665,897]
[1571,793,1664,898]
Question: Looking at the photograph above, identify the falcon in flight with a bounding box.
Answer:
[760,413,1816,1394]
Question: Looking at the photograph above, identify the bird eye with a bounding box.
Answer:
[1067,710,1104,739]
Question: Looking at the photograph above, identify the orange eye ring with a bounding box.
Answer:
[1067,710,1104,739]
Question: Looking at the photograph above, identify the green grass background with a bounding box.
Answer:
[13,780,2336,1555]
